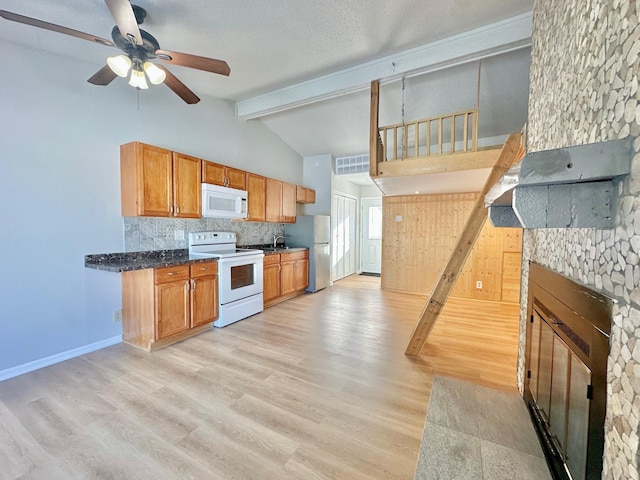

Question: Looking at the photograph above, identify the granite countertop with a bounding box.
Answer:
[241,244,308,255]
[85,246,308,273]
[84,249,217,273]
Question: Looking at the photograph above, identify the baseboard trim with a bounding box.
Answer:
[0,336,122,382]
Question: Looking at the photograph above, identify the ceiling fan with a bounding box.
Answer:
[0,0,231,104]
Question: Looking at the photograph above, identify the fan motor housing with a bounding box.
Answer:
[111,26,161,61]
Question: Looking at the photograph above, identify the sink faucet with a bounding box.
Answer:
[273,234,285,248]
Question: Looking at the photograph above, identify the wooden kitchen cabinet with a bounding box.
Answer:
[265,178,283,222]
[265,178,296,223]
[263,254,281,303]
[281,182,297,223]
[246,173,266,222]
[190,262,219,328]
[263,250,309,308]
[120,142,201,218]
[122,261,218,350]
[296,186,316,204]
[202,160,246,190]
[172,153,203,218]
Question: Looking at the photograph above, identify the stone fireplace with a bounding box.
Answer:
[525,262,612,479]
[520,1,640,479]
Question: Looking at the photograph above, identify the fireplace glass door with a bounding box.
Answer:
[529,311,592,480]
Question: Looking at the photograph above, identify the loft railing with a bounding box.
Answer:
[378,109,478,162]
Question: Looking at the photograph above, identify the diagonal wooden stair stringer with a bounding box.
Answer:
[405,132,525,357]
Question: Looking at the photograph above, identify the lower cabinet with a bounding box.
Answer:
[122,261,218,350]
[263,250,309,308]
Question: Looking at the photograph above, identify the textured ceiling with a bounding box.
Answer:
[0,0,534,187]
[0,0,532,100]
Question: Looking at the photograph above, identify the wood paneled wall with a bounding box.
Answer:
[381,193,522,302]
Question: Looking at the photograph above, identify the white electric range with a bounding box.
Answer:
[189,231,264,327]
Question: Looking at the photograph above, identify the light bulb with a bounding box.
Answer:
[143,61,166,85]
[107,55,132,77]
[128,68,149,90]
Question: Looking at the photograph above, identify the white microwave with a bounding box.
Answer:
[201,183,248,219]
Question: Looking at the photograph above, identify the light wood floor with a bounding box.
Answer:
[0,275,520,480]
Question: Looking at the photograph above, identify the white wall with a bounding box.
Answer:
[0,41,301,375]
[301,154,333,215]
[360,184,382,198]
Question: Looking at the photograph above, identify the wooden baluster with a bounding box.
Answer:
[415,122,420,158]
[463,112,469,152]
[451,115,455,153]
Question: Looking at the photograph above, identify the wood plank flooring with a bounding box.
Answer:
[0,275,520,480]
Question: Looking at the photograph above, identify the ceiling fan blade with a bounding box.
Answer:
[158,66,200,104]
[156,50,230,76]
[104,0,142,45]
[87,65,118,86]
[0,10,115,47]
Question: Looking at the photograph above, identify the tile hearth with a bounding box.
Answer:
[415,376,550,480]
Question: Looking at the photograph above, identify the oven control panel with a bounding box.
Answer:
[189,231,236,246]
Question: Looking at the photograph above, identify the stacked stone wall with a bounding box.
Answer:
[524,0,640,477]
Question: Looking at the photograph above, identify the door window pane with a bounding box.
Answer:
[368,206,382,240]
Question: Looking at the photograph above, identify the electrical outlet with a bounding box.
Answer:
[476,280,483,289]
[113,309,122,322]
[175,230,185,241]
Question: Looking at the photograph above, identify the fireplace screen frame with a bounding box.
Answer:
[525,262,612,480]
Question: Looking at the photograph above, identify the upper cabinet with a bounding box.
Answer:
[282,182,297,223]
[265,178,283,222]
[121,142,201,218]
[120,141,314,221]
[296,186,316,204]
[202,160,246,190]
[246,173,266,222]
[265,179,297,223]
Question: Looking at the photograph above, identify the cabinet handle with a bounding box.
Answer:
[191,279,196,290]
[185,281,190,292]
[166,271,178,276]
[169,205,174,214]
[175,205,180,215]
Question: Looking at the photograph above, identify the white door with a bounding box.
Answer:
[332,193,357,281]
[361,197,382,274]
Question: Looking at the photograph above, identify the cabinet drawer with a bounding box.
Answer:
[281,250,308,262]
[263,254,281,266]
[154,265,189,284]
[190,261,218,278]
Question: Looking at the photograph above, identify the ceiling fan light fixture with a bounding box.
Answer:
[107,54,131,77]
[128,67,148,90]
[143,61,166,85]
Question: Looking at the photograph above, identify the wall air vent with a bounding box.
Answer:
[335,154,369,175]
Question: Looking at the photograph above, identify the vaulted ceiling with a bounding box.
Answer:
[0,0,533,161]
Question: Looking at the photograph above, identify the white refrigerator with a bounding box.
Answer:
[285,215,331,292]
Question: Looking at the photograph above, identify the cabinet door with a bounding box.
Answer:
[225,167,247,190]
[294,259,309,291]
[281,182,297,223]
[202,161,226,186]
[121,142,173,217]
[173,153,201,218]
[280,261,296,296]
[265,178,283,222]
[263,263,281,302]
[155,280,190,340]
[305,188,316,204]
[296,186,306,203]
[191,275,218,327]
[246,173,266,222]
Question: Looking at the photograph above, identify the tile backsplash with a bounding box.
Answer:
[123,217,284,251]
